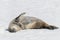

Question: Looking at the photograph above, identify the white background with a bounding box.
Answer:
[0,0,60,40]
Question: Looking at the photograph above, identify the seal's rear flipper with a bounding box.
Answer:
[46,25,58,30]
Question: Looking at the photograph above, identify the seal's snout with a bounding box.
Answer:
[7,28,16,33]
[9,29,16,33]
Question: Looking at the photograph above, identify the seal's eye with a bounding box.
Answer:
[16,23,22,27]
[19,24,22,27]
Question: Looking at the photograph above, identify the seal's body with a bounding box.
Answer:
[8,12,58,33]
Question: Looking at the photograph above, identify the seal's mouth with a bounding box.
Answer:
[6,28,16,33]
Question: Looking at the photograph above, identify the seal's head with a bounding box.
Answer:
[7,12,26,33]
[8,24,23,33]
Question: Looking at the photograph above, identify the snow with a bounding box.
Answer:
[0,0,60,40]
[0,28,60,40]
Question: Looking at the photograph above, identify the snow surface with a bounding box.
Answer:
[0,0,60,40]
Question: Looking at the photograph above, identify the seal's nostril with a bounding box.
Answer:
[9,30,16,33]
[8,28,16,33]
